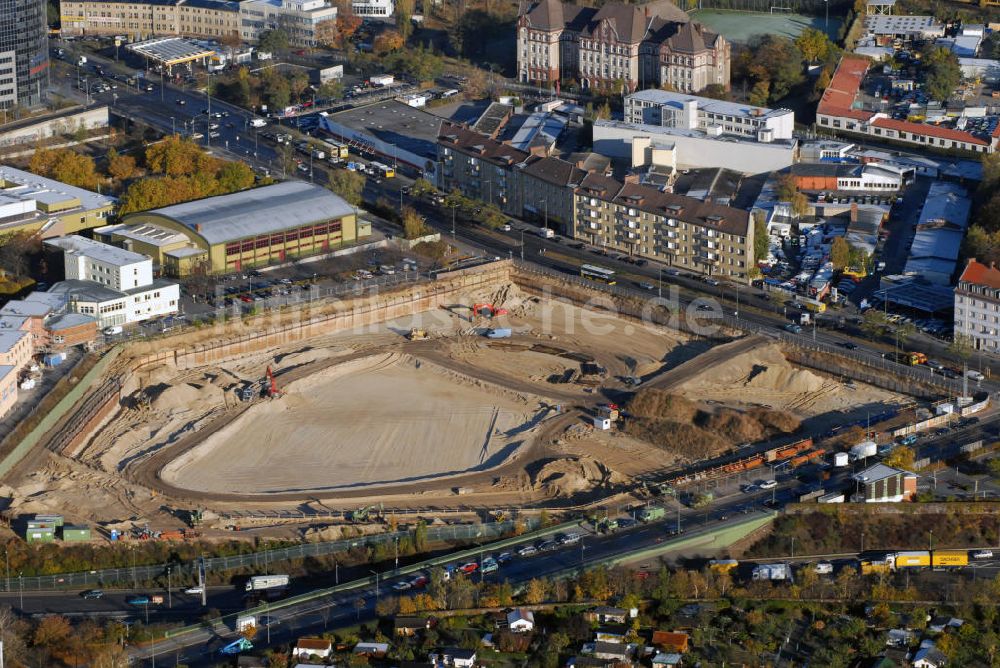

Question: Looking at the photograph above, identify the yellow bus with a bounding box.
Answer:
[373,162,395,179]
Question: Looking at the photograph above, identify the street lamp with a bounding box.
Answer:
[658,267,662,299]
[369,570,379,601]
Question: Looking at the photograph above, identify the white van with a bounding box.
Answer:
[538,227,555,239]
[103,326,123,336]
[966,370,985,382]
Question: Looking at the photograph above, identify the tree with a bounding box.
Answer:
[395,0,415,40]
[107,148,136,182]
[315,19,340,49]
[884,446,916,471]
[0,231,38,278]
[525,578,548,604]
[830,236,851,270]
[51,150,100,189]
[328,169,365,206]
[337,15,363,46]
[34,614,72,649]
[861,309,891,339]
[318,80,344,101]
[217,161,254,192]
[748,80,770,106]
[753,212,768,263]
[922,45,961,102]
[374,29,405,55]
[258,29,290,54]
[795,28,832,63]
[988,458,1000,480]
[402,206,427,239]
[701,83,730,100]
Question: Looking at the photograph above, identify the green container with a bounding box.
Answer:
[34,514,63,527]
[26,527,55,543]
[61,525,91,542]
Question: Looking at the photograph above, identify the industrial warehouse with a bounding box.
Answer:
[105,181,367,275]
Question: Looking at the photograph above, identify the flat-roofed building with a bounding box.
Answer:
[239,0,338,47]
[120,181,364,274]
[625,89,794,141]
[0,166,115,238]
[44,235,153,291]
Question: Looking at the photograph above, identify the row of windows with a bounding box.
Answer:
[224,221,343,256]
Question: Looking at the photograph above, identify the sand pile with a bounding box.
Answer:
[532,456,625,496]
[481,283,536,318]
[150,382,224,415]
[682,344,824,394]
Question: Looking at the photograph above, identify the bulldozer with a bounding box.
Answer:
[491,509,507,523]
[407,328,428,341]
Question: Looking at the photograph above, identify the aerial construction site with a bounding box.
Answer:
[2,262,925,539]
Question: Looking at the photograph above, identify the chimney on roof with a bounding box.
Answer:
[195,223,202,232]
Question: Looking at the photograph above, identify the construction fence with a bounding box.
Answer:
[1,517,541,592]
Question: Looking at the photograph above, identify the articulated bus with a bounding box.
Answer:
[372,162,395,178]
[580,264,616,285]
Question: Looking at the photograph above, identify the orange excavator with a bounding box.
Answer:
[266,366,282,398]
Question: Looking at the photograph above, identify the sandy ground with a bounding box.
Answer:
[12,280,917,528]
[161,353,544,494]
[676,343,906,425]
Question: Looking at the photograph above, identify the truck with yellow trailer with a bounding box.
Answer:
[860,550,969,573]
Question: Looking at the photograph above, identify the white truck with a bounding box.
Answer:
[849,440,877,462]
[250,118,267,128]
[538,227,555,239]
[245,574,290,592]
[370,74,394,87]
[752,563,791,581]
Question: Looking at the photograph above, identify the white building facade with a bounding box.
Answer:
[239,0,337,46]
[352,0,393,17]
[45,235,153,291]
[955,259,1000,352]
[624,89,795,141]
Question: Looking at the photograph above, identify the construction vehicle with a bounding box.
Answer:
[709,559,739,573]
[245,574,290,592]
[892,351,927,366]
[637,505,666,522]
[265,366,281,398]
[347,504,383,523]
[219,638,253,655]
[408,328,428,341]
[491,510,507,523]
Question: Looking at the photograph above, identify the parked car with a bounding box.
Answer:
[974,550,994,559]
[759,479,778,490]
[392,581,412,591]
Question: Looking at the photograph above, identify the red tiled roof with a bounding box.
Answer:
[817,55,873,120]
[296,638,332,651]
[871,117,989,146]
[959,259,1000,290]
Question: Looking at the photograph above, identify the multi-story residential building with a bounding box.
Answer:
[0,0,48,109]
[516,0,729,93]
[955,258,1000,352]
[60,0,241,40]
[438,123,529,218]
[624,89,794,141]
[352,0,393,18]
[574,172,753,281]
[239,0,338,47]
[517,155,587,232]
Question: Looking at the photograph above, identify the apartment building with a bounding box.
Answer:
[438,123,528,218]
[624,89,794,141]
[574,172,753,281]
[60,0,241,40]
[955,258,1000,352]
[518,155,587,232]
[239,0,338,47]
[516,0,729,93]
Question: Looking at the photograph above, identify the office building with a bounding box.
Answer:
[624,89,794,141]
[516,0,729,93]
[0,0,49,109]
[60,0,241,40]
[352,0,393,17]
[0,165,116,238]
[239,0,338,47]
